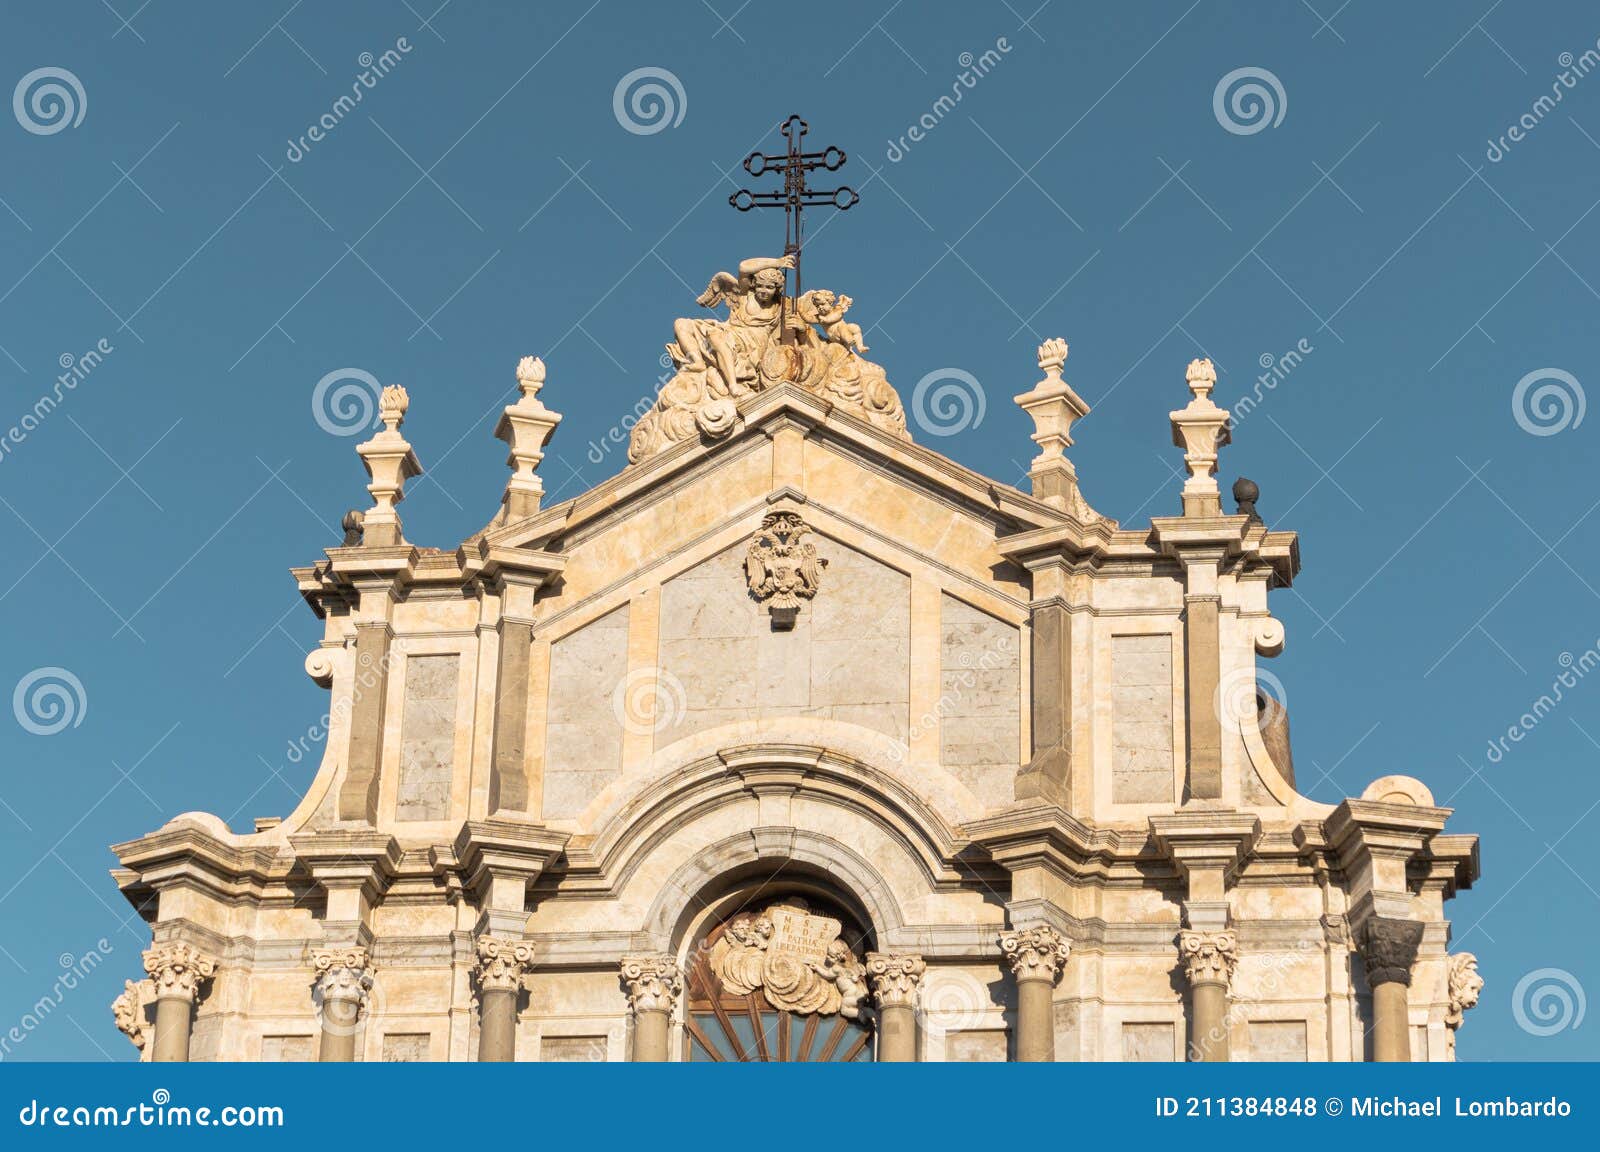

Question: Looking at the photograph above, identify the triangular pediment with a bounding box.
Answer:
[482,381,1115,567]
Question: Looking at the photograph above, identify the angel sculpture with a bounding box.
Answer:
[797,288,868,354]
[666,255,794,397]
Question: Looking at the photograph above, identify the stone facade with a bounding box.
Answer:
[107,267,1479,1062]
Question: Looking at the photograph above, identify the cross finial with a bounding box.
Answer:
[729,115,859,341]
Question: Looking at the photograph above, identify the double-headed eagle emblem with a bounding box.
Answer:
[744,511,828,630]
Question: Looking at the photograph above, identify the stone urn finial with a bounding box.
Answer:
[496,356,562,520]
[378,383,409,431]
[1036,337,1068,378]
[355,385,422,547]
[1169,356,1230,517]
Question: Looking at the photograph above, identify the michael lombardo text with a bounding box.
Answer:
[1156,1095,1573,1119]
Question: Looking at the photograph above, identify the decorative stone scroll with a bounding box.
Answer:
[620,954,682,1015]
[999,926,1071,985]
[111,979,150,1051]
[309,947,373,1005]
[744,512,828,629]
[1178,929,1239,988]
[473,937,535,994]
[627,255,908,462]
[708,903,869,1018]
[142,942,217,1002]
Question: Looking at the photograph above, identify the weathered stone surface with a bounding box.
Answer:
[1122,1021,1178,1062]
[260,1034,314,1062]
[541,1035,609,1062]
[396,654,459,821]
[938,596,1021,807]
[543,606,628,818]
[655,540,909,745]
[380,1032,430,1062]
[1112,634,1174,803]
[1248,1019,1308,1061]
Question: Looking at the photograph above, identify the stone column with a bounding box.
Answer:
[474,937,534,1062]
[620,954,680,1063]
[1179,929,1238,1062]
[141,943,216,1063]
[1361,918,1424,1062]
[311,947,373,1063]
[999,926,1071,1062]
[865,953,925,1062]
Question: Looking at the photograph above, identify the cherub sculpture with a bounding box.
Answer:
[798,288,868,354]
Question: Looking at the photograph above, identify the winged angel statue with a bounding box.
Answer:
[627,255,908,462]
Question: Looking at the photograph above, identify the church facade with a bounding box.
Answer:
[108,256,1481,1063]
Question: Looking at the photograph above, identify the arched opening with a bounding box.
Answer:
[682,885,875,1062]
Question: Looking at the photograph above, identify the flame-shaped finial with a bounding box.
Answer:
[1036,338,1069,377]
[378,384,410,429]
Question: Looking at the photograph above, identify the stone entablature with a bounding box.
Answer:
[107,264,1478,1061]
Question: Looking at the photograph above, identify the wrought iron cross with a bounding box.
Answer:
[729,115,859,341]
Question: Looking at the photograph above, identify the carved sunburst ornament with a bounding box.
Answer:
[707,903,868,1018]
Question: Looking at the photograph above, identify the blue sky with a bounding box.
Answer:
[0,1,1595,1060]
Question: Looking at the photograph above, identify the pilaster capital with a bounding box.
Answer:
[620,954,681,1015]
[1178,929,1239,988]
[1359,917,1424,987]
[999,926,1071,985]
[310,946,374,1004]
[865,952,926,1009]
[141,942,216,1003]
[474,936,535,994]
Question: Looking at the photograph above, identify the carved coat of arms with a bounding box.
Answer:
[744,512,827,629]
[708,903,868,1018]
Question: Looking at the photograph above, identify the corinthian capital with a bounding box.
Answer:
[999,926,1071,985]
[1360,917,1424,988]
[141,943,217,1002]
[865,953,926,1009]
[474,936,535,993]
[310,946,373,1004]
[1178,929,1239,988]
[620,954,681,1015]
